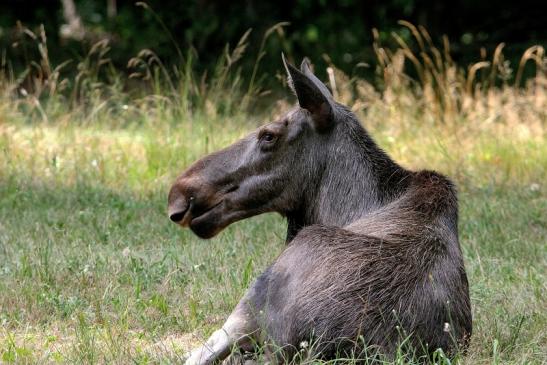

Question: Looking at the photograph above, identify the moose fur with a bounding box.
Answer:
[168,55,472,364]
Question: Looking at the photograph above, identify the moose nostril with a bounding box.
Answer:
[169,211,186,223]
[168,195,194,224]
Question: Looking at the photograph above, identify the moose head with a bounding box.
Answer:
[168,55,404,239]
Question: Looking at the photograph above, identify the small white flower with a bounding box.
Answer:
[122,247,131,257]
[122,104,129,110]
[91,159,98,167]
[530,183,540,192]
[20,88,28,96]
[299,341,308,349]
[443,322,451,332]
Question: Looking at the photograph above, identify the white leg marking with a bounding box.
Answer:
[185,307,257,365]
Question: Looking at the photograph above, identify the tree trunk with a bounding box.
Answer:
[59,0,85,41]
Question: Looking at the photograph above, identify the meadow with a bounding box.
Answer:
[0,24,546,363]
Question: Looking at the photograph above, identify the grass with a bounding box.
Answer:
[0,23,546,364]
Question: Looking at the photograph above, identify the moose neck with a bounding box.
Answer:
[286,110,410,242]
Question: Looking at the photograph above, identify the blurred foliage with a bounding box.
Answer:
[0,0,545,86]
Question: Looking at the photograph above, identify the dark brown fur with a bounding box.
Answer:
[169,57,472,363]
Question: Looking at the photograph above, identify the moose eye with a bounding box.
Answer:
[260,132,277,143]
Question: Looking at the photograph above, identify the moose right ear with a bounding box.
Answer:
[282,54,334,132]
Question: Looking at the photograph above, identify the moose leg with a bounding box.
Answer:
[185,302,258,365]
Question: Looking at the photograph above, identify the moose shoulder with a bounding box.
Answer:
[168,55,472,364]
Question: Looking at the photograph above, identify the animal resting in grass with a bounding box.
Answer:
[168,55,472,363]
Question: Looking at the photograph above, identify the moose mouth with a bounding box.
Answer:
[171,198,220,226]
[168,181,249,238]
[185,201,224,238]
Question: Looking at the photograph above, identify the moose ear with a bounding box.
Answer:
[282,54,334,131]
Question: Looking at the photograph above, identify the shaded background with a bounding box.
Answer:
[1,0,546,84]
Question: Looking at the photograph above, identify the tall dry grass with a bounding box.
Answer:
[2,20,545,131]
[1,21,545,191]
[327,22,545,131]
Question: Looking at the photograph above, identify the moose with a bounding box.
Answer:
[168,55,472,364]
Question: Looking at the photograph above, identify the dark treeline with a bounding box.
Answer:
[1,0,545,83]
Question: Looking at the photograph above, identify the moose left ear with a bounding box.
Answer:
[282,54,334,131]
